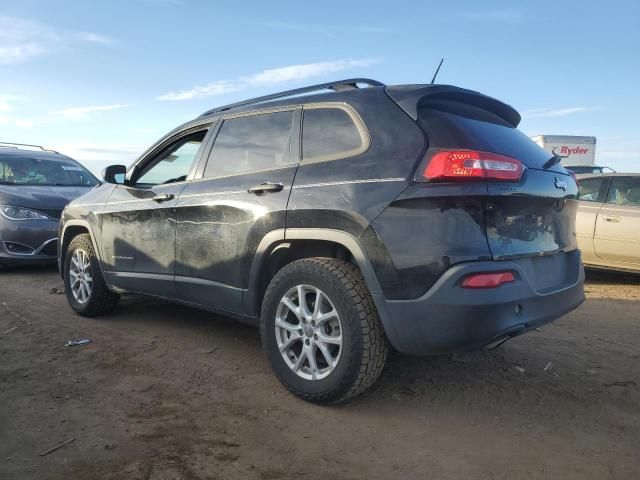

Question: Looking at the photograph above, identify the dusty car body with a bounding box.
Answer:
[58,79,585,402]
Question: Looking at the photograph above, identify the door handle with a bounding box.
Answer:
[152,193,175,202]
[248,182,284,194]
[601,215,621,223]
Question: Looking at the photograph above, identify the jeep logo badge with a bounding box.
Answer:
[554,177,568,191]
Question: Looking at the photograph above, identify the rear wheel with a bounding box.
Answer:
[64,234,119,317]
[261,258,389,403]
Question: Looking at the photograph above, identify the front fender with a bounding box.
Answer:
[58,219,104,277]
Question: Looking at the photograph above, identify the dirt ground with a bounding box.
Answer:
[0,266,638,480]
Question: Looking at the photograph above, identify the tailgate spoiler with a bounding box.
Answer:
[385,84,521,127]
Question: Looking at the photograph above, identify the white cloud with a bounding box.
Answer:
[0,95,18,112]
[0,16,59,64]
[48,104,130,120]
[0,16,113,64]
[50,142,146,174]
[521,106,598,119]
[0,101,11,112]
[53,141,144,161]
[463,8,525,23]
[256,21,391,35]
[158,59,381,101]
[158,81,240,101]
[242,59,379,86]
[15,118,35,128]
[76,32,115,46]
[0,43,49,64]
[0,95,26,124]
[15,104,130,127]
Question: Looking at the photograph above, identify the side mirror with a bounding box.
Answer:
[102,165,127,184]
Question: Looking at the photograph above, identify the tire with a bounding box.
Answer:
[261,257,389,404]
[64,233,119,317]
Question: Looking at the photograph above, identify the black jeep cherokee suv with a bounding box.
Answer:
[59,78,585,403]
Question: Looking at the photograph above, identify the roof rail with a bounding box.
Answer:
[199,78,385,117]
[0,142,59,154]
[0,141,46,151]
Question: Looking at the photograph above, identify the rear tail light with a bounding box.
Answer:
[461,271,515,289]
[419,149,523,182]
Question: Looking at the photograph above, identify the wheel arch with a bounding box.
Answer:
[246,228,386,321]
[59,220,104,279]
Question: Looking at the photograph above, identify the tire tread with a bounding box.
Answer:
[65,234,119,317]
[261,257,388,403]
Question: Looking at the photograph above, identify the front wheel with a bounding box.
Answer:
[261,258,389,404]
[64,233,119,317]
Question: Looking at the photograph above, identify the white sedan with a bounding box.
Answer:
[576,173,640,273]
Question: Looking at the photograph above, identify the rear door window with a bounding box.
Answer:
[577,177,609,202]
[302,106,367,163]
[606,177,640,206]
[204,110,294,178]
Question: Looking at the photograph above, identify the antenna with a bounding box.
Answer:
[430,58,444,84]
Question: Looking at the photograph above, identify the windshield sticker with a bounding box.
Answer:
[62,166,83,171]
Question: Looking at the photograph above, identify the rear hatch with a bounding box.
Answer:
[389,85,579,262]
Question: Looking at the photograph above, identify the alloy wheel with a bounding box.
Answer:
[275,284,342,380]
[69,249,93,304]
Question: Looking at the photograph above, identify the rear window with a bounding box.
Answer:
[0,155,98,186]
[417,106,562,173]
[302,107,366,163]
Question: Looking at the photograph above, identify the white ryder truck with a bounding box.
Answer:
[530,135,597,167]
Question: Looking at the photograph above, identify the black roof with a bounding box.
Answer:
[199,78,385,117]
[196,78,521,127]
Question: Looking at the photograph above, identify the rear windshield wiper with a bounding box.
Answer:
[543,155,563,170]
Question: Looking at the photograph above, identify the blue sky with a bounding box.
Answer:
[1,0,639,174]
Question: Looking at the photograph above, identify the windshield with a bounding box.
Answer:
[0,155,98,186]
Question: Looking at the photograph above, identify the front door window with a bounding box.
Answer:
[136,131,207,186]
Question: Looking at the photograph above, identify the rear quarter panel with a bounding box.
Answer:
[287,90,426,297]
[369,182,492,299]
[287,89,425,236]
